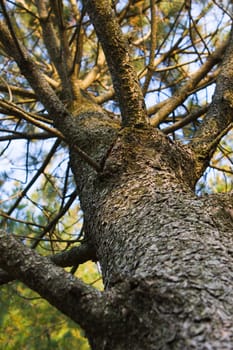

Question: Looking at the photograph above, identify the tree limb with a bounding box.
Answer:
[30,189,78,249]
[0,84,35,99]
[142,0,157,95]
[0,230,103,330]
[189,26,233,177]
[0,21,68,120]
[0,131,54,141]
[0,0,25,62]
[84,0,148,127]
[0,100,64,138]
[150,40,227,127]
[51,241,97,267]
[163,105,209,135]
[36,0,73,100]
[0,240,97,286]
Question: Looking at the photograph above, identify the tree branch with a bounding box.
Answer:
[30,189,78,249]
[0,100,64,138]
[81,48,106,89]
[0,131,54,141]
[150,40,227,127]
[142,0,158,95]
[0,21,68,120]
[36,0,73,100]
[0,84,35,99]
[0,240,97,286]
[5,139,61,217]
[0,230,103,330]
[0,0,25,62]
[84,0,148,127]
[163,105,209,135]
[51,241,97,267]
[189,26,233,177]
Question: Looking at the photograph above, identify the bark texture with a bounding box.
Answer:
[68,116,233,349]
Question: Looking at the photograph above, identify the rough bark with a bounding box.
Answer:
[68,119,233,349]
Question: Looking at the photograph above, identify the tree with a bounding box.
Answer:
[0,0,233,349]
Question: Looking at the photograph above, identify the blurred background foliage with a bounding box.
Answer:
[0,259,102,349]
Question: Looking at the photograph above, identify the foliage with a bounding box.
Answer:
[0,283,90,350]
[0,260,102,350]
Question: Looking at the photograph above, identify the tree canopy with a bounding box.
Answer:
[0,1,233,349]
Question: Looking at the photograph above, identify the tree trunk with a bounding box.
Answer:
[69,121,233,349]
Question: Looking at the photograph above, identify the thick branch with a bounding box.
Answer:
[0,241,97,286]
[189,27,233,176]
[0,230,103,330]
[0,21,68,120]
[84,0,147,127]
